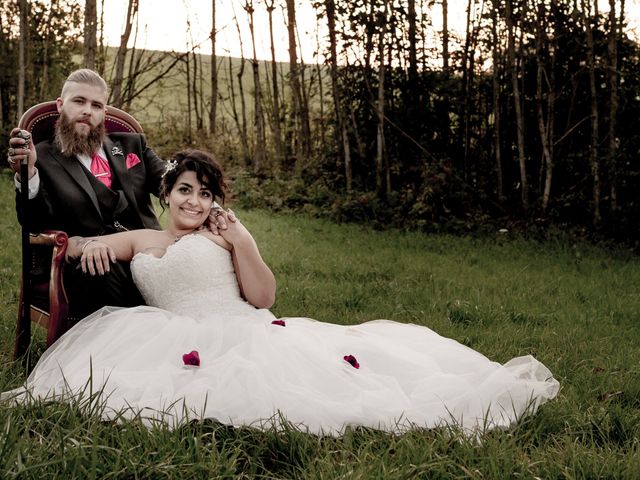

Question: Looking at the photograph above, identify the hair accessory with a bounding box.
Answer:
[163,159,178,177]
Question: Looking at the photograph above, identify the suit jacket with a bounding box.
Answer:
[17,133,166,237]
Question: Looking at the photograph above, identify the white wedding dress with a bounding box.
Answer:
[7,234,559,435]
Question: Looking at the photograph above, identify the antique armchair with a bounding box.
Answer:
[14,101,143,359]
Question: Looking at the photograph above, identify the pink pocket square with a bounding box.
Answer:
[125,153,141,169]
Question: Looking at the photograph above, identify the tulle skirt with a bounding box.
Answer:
[4,305,559,435]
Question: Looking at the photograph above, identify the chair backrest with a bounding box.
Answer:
[18,101,143,144]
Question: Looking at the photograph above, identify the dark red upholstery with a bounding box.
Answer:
[19,101,143,144]
[14,102,143,359]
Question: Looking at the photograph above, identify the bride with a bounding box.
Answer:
[6,149,559,435]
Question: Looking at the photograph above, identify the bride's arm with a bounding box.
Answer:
[67,231,141,275]
[217,210,276,309]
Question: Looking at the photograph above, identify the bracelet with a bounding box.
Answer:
[80,239,98,254]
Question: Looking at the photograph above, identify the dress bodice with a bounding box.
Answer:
[131,234,247,317]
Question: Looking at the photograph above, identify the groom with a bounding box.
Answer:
[7,69,228,318]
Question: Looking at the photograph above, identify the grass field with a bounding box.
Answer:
[1,168,639,478]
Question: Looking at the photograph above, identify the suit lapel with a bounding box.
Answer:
[103,137,141,213]
[50,146,102,220]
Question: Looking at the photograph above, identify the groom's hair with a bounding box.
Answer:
[61,69,109,99]
[159,149,228,208]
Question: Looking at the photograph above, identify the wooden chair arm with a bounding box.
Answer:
[31,230,69,346]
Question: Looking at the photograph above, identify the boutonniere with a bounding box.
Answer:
[111,146,124,156]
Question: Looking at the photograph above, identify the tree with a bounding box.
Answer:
[490,0,503,201]
[325,0,352,191]
[375,0,389,196]
[505,0,528,211]
[607,0,620,214]
[535,1,554,211]
[265,0,284,166]
[18,0,27,119]
[111,0,139,107]
[209,0,218,134]
[285,0,311,163]
[581,0,601,225]
[83,0,97,69]
[244,0,266,172]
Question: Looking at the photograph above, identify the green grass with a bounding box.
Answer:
[1,168,640,478]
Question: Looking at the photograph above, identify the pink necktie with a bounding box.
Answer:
[90,153,112,189]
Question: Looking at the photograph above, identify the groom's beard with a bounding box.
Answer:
[54,112,106,157]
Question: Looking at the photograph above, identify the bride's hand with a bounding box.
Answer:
[215,209,251,246]
[81,240,117,276]
[207,206,237,235]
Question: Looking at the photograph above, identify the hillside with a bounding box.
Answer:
[99,46,330,132]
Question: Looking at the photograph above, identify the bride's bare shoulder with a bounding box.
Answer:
[196,231,232,251]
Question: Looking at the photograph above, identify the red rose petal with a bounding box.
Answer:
[271,319,286,327]
[182,350,200,366]
[343,354,360,369]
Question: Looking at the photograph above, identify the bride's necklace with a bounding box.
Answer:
[167,229,197,243]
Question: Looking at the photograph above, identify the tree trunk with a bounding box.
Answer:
[375,1,388,196]
[209,0,218,134]
[505,0,528,211]
[408,0,417,78]
[193,49,203,131]
[442,0,449,72]
[245,1,265,172]
[232,13,251,166]
[490,0,503,201]
[608,0,619,214]
[185,53,192,144]
[84,0,97,69]
[440,0,450,151]
[582,0,600,226]
[39,0,59,98]
[112,0,139,107]
[326,0,351,191]
[535,2,554,211]
[266,0,284,167]
[18,0,27,118]
[97,0,106,74]
[461,0,476,180]
[285,0,311,162]
[315,20,325,147]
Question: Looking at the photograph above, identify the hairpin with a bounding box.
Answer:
[162,159,178,177]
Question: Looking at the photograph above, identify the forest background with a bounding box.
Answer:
[1,0,640,244]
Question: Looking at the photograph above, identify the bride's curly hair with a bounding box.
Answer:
[159,149,229,209]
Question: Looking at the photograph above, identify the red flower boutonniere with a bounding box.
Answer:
[125,153,141,169]
[182,350,200,367]
[271,319,286,327]
[343,354,360,369]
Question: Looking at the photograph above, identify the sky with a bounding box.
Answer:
[99,0,640,63]
[100,0,323,63]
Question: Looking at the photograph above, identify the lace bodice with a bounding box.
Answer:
[131,234,250,318]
